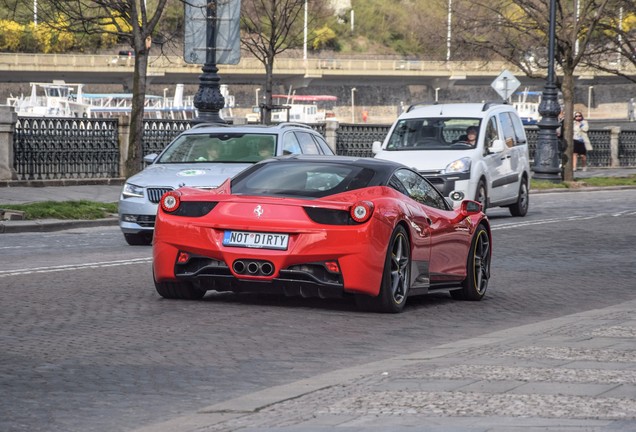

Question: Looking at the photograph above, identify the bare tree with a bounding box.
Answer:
[452,0,617,181]
[240,0,331,124]
[38,0,170,177]
[587,0,636,78]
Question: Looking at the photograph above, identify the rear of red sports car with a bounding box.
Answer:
[151,155,491,312]
[152,186,395,299]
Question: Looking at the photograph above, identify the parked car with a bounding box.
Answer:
[372,102,530,216]
[152,155,492,313]
[119,122,334,245]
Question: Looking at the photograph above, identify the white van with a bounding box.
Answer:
[373,102,530,216]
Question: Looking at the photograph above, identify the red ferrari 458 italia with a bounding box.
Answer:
[152,155,492,313]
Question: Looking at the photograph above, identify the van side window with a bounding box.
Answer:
[508,112,527,145]
[498,112,516,148]
[484,117,499,151]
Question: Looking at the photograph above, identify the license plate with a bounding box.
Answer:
[223,230,289,250]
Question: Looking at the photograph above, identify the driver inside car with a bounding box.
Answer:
[455,126,478,146]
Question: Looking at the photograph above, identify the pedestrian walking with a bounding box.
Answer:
[572,112,592,171]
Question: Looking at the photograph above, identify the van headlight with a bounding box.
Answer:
[122,183,144,198]
[444,157,471,174]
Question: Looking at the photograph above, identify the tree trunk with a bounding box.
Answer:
[263,60,274,124]
[124,49,149,178]
[561,72,575,182]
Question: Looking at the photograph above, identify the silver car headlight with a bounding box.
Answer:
[444,157,471,174]
[122,183,144,198]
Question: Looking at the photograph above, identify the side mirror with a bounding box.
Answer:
[143,153,158,164]
[488,139,505,154]
[372,141,383,154]
[450,200,483,224]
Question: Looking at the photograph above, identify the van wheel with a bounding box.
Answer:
[475,180,488,212]
[509,177,529,217]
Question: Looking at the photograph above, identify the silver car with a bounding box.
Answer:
[119,122,334,245]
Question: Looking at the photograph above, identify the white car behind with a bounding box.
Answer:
[373,102,530,216]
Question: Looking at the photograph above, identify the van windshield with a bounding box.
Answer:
[385,118,481,150]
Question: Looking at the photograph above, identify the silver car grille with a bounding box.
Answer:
[147,187,174,204]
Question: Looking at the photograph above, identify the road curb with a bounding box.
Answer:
[0,217,118,233]
[530,184,636,194]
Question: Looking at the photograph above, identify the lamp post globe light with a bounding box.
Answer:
[193,0,226,125]
[531,0,562,181]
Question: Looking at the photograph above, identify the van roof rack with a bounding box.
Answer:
[406,101,437,112]
[481,101,506,111]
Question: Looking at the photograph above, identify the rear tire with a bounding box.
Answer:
[356,225,410,313]
[155,280,206,300]
[124,232,152,246]
[450,224,490,301]
[508,177,529,217]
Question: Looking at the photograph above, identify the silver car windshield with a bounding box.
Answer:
[157,133,277,163]
[386,118,481,150]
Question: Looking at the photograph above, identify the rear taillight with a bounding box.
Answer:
[350,201,374,223]
[160,191,181,213]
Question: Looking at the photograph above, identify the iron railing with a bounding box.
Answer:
[142,119,192,155]
[13,117,119,181]
[10,118,636,181]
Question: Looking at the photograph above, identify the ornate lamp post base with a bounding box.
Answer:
[532,83,562,181]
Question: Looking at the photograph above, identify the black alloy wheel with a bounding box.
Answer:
[450,224,490,301]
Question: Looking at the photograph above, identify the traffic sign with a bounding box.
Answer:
[491,70,521,101]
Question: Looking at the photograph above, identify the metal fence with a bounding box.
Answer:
[142,119,192,155]
[524,127,614,167]
[13,117,119,180]
[10,118,636,181]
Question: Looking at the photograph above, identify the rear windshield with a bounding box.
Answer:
[386,118,481,150]
[232,162,376,198]
[157,133,277,163]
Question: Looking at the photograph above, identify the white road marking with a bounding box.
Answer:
[0,257,152,278]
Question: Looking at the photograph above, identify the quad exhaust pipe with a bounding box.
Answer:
[232,260,274,276]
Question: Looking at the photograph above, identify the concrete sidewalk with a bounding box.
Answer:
[131,299,636,431]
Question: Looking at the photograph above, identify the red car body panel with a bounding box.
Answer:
[152,184,488,298]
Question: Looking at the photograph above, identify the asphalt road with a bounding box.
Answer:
[1,188,636,432]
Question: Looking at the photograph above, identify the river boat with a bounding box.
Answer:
[5,81,235,120]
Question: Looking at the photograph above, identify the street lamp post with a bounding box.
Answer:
[588,86,593,119]
[351,87,357,123]
[531,0,561,181]
[193,0,226,124]
[255,88,261,106]
[303,0,308,61]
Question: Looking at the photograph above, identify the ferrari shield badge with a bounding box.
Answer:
[254,205,264,218]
